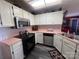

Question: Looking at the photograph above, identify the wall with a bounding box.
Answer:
[62,0,79,17]
[0,27,31,41]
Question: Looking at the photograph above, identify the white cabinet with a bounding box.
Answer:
[52,11,64,24]
[54,35,63,53]
[75,45,79,59]
[35,32,43,44]
[39,14,47,25]
[0,39,24,59]
[28,12,35,25]
[34,11,63,25]
[35,15,40,25]
[46,13,54,24]
[22,10,29,19]
[62,39,76,59]
[12,41,24,59]
[46,11,63,25]
[35,14,47,25]
[0,0,14,27]
[13,5,23,18]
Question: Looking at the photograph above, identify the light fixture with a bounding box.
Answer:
[45,0,62,6]
[29,0,45,9]
[28,0,62,10]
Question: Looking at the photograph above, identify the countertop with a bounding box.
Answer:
[0,38,21,45]
[27,29,63,34]
[0,29,63,45]
[1,28,79,45]
[59,34,79,45]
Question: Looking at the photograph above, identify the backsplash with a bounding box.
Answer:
[38,25,62,30]
[0,27,31,41]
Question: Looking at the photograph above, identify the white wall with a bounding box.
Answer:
[62,0,79,16]
[0,27,31,41]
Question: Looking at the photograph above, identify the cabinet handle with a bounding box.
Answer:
[0,14,2,25]
[12,51,14,54]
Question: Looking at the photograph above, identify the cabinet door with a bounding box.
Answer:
[53,11,63,24]
[54,35,63,53]
[0,1,14,27]
[39,14,47,25]
[62,41,76,59]
[28,13,34,25]
[12,41,24,59]
[46,13,54,24]
[13,5,23,18]
[22,10,29,19]
[35,33,43,44]
[35,15,40,25]
[75,45,79,59]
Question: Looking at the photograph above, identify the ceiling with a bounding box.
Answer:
[5,0,79,15]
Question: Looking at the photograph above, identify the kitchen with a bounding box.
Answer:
[0,0,79,59]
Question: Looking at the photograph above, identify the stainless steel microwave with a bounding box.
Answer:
[14,17,30,28]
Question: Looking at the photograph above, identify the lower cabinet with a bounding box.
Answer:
[62,41,76,59]
[0,39,24,59]
[54,34,77,59]
[62,38,76,59]
[35,32,43,44]
[75,45,79,59]
[54,35,63,53]
[11,41,24,59]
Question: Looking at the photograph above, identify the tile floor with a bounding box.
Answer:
[26,44,65,59]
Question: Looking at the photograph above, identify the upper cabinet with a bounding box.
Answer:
[34,11,64,25]
[13,5,23,18]
[39,14,47,25]
[35,14,47,25]
[52,11,64,24]
[13,6,35,25]
[0,0,14,27]
[34,15,40,25]
[28,12,35,25]
[22,10,29,19]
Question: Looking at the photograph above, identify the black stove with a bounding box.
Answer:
[16,31,35,57]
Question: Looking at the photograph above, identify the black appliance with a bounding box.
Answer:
[19,31,35,57]
[43,33,54,46]
[14,17,30,28]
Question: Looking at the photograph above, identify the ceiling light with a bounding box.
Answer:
[28,0,62,9]
[45,0,62,6]
[29,0,45,9]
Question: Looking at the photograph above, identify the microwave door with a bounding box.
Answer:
[18,21,29,27]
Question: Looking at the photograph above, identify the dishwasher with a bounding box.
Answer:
[43,33,54,46]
